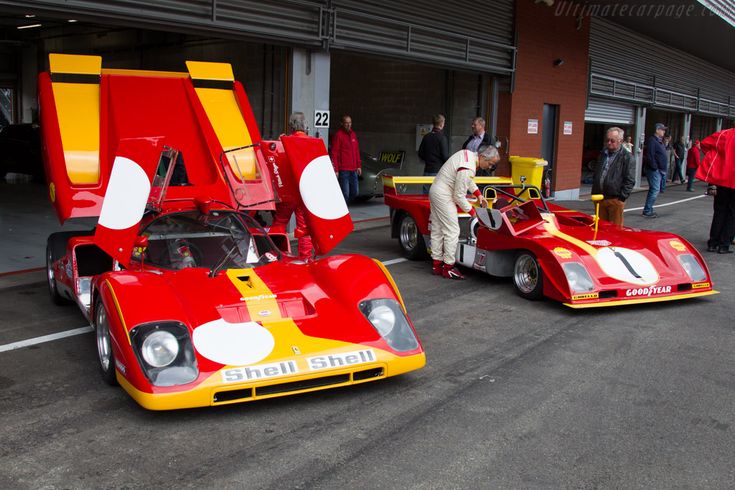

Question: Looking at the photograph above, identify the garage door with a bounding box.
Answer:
[7,0,516,74]
[585,98,635,125]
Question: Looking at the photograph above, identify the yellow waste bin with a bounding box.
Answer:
[510,156,547,198]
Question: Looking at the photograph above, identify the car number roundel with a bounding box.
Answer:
[94,138,163,267]
[280,135,353,255]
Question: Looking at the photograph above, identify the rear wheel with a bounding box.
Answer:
[513,252,543,300]
[95,297,118,386]
[46,237,71,305]
[398,213,427,260]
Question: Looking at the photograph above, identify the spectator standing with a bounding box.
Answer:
[461,117,496,152]
[672,136,687,183]
[622,136,634,154]
[661,134,672,192]
[685,139,701,192]
[706,185,735,254]
[590,127,636,227]
[642,123,668,218]
[418,114,449,176]
[330,114,361,203]
[272,112,314,259]
[429,146,499,279]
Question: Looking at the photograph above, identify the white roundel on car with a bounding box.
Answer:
[98,156,151,230]
[595,247,659,285]
[299,154,349,220]
[192,319,275,366]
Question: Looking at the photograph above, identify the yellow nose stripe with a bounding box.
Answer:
[226,269,282,321]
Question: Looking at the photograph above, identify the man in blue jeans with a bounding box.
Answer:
[643,123,668,218]
[330,114,361,203]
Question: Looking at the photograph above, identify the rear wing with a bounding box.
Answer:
[39,54,275,223]
[382,175,514,204]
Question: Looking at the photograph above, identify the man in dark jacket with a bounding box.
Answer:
[418,114,448,176]
[642,123,668,217]
[591,127,636,227]
[461,117,496,152]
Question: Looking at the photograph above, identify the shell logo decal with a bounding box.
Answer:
[553,247,573,259]
[669,240,687,252]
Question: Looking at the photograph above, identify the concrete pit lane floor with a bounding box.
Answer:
[0,180,734,488]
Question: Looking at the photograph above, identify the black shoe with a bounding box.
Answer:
[686,189,694,192]
[717,247,733,254]
[707,245,718,252]
[642,212,658,218]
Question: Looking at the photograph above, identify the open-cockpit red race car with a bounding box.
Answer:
[383,176,717,308]
[42,54,424,410]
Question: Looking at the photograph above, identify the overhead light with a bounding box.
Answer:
[68,19,78,23]
[17,23,42,30]
[24,14,36,18]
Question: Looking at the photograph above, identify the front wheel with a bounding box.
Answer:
[513,252,543,300]
[95,297,118,386]
[398,213,428,260]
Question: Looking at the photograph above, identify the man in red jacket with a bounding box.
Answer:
[330,114,361,203]
[685,139,701,192]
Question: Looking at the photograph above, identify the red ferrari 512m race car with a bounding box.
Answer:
[41,54,424,410]
[383,175,717,308]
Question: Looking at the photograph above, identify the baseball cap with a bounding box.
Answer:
[654,123,667,130]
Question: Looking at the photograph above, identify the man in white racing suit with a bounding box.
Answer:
[429,145,499,279]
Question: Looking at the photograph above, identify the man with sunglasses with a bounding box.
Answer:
[591,127,636,227]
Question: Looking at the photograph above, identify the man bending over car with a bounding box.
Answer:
[429,145,499,279]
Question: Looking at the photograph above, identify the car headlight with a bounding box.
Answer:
[359,299,419,352]
[131,321,198,386]
[142,330,179,367]
[368,305,396,337]
[678,254,706,282]
[562,262,594,292]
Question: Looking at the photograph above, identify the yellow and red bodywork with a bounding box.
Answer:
[41,55,422,410]
[93,253,424,410]
[383,176,717,308]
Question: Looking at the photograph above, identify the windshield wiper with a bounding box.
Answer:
[209,241,240,278]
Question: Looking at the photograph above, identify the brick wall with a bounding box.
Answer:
[508,0,590,192]
[330,51,487,174]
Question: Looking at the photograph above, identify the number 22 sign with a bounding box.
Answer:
[314,110,330,128]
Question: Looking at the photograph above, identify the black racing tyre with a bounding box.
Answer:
[94,297,118,386]
[398,213,428,260]
[512,252,544,300]
[46,237,71,306]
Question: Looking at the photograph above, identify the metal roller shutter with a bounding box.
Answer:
[5,0,516,72]
[589,17,735,118]
[0,0,326,45]
[585,97,634,125]
[330,0,516,73]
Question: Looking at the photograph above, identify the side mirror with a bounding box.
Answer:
[134,235,149,249]
[195,196,213,215]
[476,208,503,231]
[591,194,604,203]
